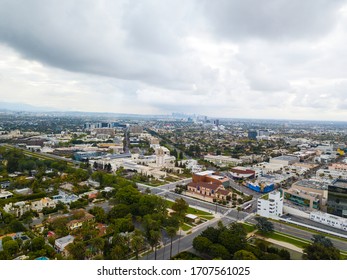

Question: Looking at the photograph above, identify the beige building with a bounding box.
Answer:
[204,155,242,167]
[31,197,56,212]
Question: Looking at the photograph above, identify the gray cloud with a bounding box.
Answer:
[201,0,345,41]
[0,0,346,120]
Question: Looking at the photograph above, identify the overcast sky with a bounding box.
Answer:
[1,0,347,120]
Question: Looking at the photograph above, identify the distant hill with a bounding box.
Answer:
[0,101,57,112]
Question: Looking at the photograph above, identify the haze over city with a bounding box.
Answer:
[1,0,347,120]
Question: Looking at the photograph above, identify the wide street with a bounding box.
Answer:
[28,166,347,258]
[143,216,235,260]
[246,216,347,252]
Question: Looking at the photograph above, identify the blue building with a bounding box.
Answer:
[247,182,274,193]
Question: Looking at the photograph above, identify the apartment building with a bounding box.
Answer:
[257,190,284,219]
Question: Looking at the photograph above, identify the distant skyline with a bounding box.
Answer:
[1,1,347,121]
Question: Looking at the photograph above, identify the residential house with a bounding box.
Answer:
[55,235,74,255]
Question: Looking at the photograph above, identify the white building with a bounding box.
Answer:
[0,190,13,199]
[179,159,202,173]
[257,190,284,220]
[55,235,75,253]
[31,197,56,212]
[314,154,337,164]
[315,144,334,154]
[269,155,299,166]
[155,147,175,168]
[204,155,242,167]
[310,211,347,231]
[316,168,347,180]
[3,202,31,217]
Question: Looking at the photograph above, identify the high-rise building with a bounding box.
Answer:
[248,130,257,140]
[327,179,347,218]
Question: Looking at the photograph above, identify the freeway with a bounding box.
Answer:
[1,143,78,165]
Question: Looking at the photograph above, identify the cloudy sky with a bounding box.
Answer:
[0,0,347,120]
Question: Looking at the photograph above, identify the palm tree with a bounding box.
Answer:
[131,230,145,260]
[148,230,160,260]
[166,226,177,259]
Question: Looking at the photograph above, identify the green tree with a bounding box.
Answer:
[171,198,189,219]
[218,227,246,255]
[138,195,168,217]
[1,236,13,244]
[109,233,128,259]
[31,237,45,251]
[255,216,274,233]
[130,229,145,260]
[66,241,86,260]
[89,237,105,256]
[114,185,141,205]
[172,149,178,159]
[20,211,34,227]
[208,243,230,260]
[192,236,213,254]
[108,204,132,220]
[8,220,26,233]
[148,230,160,260]
[89,206,107,223]
[233,250,257,260]
[166,226,178,259]
[200,227,221,243]
[114,214,134,233]
[303,235,340,260]
[3,240,19,256]
[179,151,184,160]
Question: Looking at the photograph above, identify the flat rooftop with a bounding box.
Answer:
[332,180,347,189]
[195,170,215,176]
[272,155,298,161]
[55,235,74,245]
[294,180,327,190]
[209,175,225,180]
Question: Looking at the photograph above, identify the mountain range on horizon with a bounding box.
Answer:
[0,101,58,112]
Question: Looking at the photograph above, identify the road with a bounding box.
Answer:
[1,143,77,165]
[144,216,235,260]
[283,214,347,237]
[246,216,347,252]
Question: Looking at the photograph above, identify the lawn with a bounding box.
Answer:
[181,223,192,231]
[166,200,214,217]
[241,222,256,233]
[258,231,310,249]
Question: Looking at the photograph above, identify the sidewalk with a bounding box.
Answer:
[255,234,303,253]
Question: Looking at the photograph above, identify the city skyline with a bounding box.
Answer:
[1,1,347,121]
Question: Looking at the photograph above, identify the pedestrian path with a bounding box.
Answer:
[256,235,303,253]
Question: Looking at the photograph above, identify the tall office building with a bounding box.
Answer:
[248,130,257,140]
[327,179,347,217]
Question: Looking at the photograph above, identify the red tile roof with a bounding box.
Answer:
[216,189,231,196]
[188,181,221,191]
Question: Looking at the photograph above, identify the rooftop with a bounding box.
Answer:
[55,235,74,246]
[272,155,298,161]
[332,179,347,189]
[195,170,215,176]
[294,179,327,190]
[188,181,221,191]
